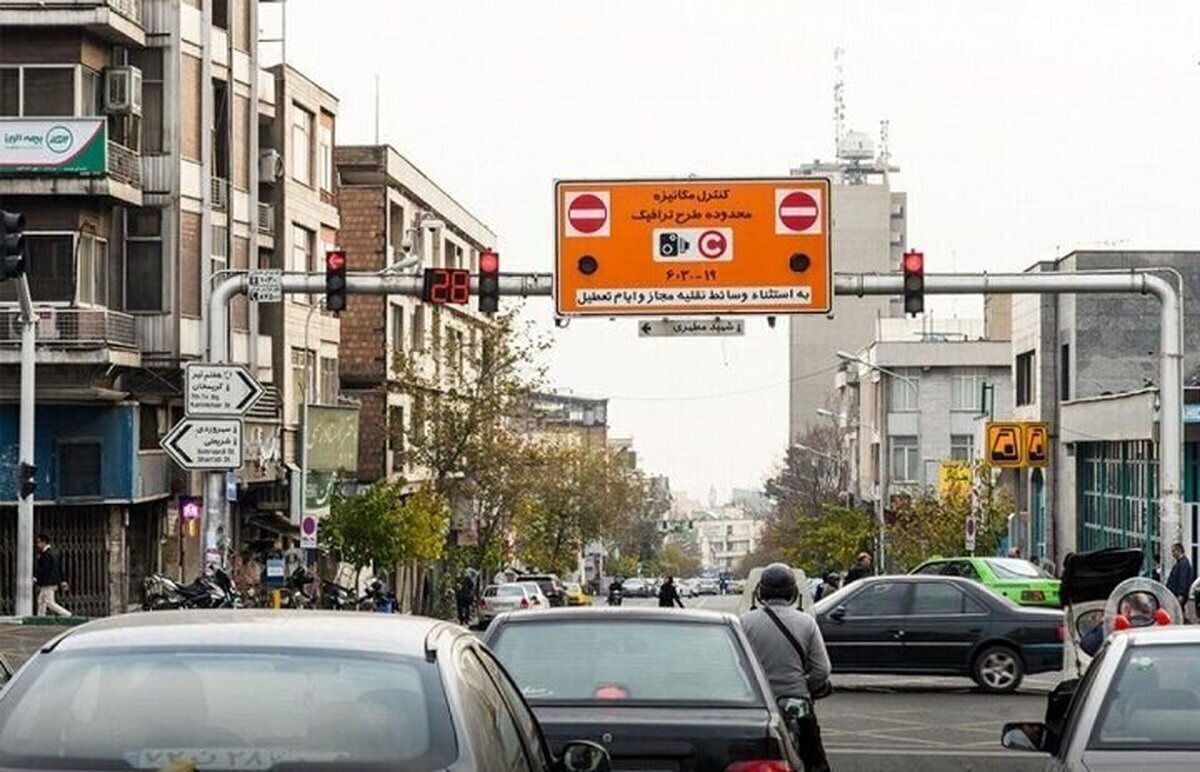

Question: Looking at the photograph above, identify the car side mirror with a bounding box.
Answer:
[829,606,847,622]
[1000,722,1048,753]
[558,740,611,772]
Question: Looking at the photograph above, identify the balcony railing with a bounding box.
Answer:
[0,308,137,349]
[257,202,275,236]
[0,0,142,24]
[212,176,229,212]
[107,141,141,188]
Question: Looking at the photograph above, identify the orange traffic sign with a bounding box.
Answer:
[986,422,1024,468]
[1025,423,1049,467]
[554,177,832,316]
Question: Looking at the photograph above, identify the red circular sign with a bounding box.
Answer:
[698,230,727,259]
[778,191,819,232]
[568,194,608,234]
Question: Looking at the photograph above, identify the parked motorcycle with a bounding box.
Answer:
[321,579,355,611]
[358,579,397,613]
[143,568,241,611]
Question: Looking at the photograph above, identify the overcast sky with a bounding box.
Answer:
[284,1,1200,502]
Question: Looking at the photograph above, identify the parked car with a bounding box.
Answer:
[564,582,592,606]
[0,610,610,771]
[911,555,1063,607]
[519,581,553,609]
[1058,547,1145,680]
[621,578,651,598]
[696,578,720,595]
[1002,625,1200,770]
[678,579,698,598]
[485,607,802,771]
[815,575,1063,693]
[479,582,542,628]
[519,574,568,607]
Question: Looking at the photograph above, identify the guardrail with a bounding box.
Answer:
[0,308,137,349]
[107,141,141,187]
[0,0,142,24]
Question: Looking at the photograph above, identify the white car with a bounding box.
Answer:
[478,583,542,628]
[1003,625,1200,769]
[518,581,552,609]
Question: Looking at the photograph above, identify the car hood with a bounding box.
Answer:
[1060,548,1144,605]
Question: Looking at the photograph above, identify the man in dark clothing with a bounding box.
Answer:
[844,553,873,585]
[34,534,71,617]
[455,572,476,626]
[1166,542,1194,606]
[657,576,684,608]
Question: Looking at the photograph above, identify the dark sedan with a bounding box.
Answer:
[485,607,802,772]
[814,575,1063,693]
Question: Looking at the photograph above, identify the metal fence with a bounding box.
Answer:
[0,308,137,349]
[0,507,110,617]
[107,141,142,188]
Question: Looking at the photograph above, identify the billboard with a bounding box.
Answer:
[0,118,108,176]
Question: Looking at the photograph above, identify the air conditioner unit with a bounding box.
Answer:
[105,66,143,116]
[259,149,283,182]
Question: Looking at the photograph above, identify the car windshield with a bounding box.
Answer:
[1090,643,1200,751]
[985,558,1051,579]
[0,649,456,771]
[490,620,760,705]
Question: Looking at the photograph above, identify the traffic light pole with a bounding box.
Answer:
[15,275,35,617]
[202,269,1182,575]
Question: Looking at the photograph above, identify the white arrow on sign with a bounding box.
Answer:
[161,417,244,470]
[638,319,745,338]
[185,363,265,416]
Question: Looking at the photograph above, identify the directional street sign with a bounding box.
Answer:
[1025,423,1049,467]
[185,363,265,416]
[247,270,283,303]
[555,177,832,316]
[986,422,1024,468]
[638,319,745,338]
[161,417,243,470]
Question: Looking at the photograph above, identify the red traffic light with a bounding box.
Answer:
[326,250,347,271]
[903,251,924,273]
[480,250,499,274]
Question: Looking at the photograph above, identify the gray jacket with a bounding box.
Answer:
[740,600,831,699]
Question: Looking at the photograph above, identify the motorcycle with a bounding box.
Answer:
[143,567,241,611]
[607,586,623,607]
[320,579,355,611]
[358,579,397,613]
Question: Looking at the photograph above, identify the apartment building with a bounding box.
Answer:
[334,145,496,488]
[519,392,609,450]
[0,0,334,614]
[694,506,764,572]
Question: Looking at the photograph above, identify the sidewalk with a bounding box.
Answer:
[0,618,86,668]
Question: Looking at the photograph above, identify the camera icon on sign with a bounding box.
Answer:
[658,232,691,258]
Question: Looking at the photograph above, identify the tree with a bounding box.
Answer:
[886,462,1014,571]
[322,479,450,583]
[764,424,844,518]
[658,540,701,579]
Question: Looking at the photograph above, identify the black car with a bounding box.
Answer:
[814,575,1063,693]
[519,573,568,607]
[485,607,802,772]
[0,611,609,772]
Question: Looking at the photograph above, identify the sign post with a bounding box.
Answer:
[161,417,244,470]
[247,270,283,303]
[555,178,831,316]
[638,319,745,338]
[185,363,265,417]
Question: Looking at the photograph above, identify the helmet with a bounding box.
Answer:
[756,563,798,604]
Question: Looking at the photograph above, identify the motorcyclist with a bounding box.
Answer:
[739,562,831,772]
[608,577,624,606]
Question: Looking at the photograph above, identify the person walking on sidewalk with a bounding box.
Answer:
[34,534,71,617]
[657,576,684,608]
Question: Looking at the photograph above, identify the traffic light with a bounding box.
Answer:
[902,250,924,315]
[1,210,26,281]
[478,249,500,314]
[17,462,36,499]
[325,249,347,312]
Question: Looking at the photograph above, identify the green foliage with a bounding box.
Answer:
[322,479,450,577]
[781,504,876,577]
[658,540,702,579]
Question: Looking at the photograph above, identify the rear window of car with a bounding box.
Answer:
[496,585,524,597]
[489,620,760,706]
[985,558,1051,579]
[1089,643,1200,751]
[0,648,457,771]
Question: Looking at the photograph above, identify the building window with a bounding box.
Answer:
[291,104,313,186]
[291,348,314,422]
[889,369,920,411]
[1061,343,1071,401]
[5,235,73,303]
[131,49,164,153]
[950,434,974,462]
[139,404,161,450]
[292,224,314,304]
[951,369,983,411]
[410,306,425,350]
[0,66,77,116]
[447,328,465,379]
[445,239,463,270]
[1016,350,1035,406]
[319,356,338,405]
[126,209,164,312]
[391,305,405,354]
[318,123,333,192]
[76,235,108,307]
[388,404,405,471]
[59,441,102,497]
[890,436,920,482]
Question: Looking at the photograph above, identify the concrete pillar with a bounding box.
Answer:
[108,505,127,615]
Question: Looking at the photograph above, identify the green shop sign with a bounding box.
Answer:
[0,118,108,176]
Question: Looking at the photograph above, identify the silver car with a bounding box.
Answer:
[479,582,541,628]
[0,610,609,771]
[1002,625,1200,771]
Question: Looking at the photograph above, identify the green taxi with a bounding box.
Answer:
[911,556,1061,607]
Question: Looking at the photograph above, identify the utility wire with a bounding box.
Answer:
[608,363,841,403]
